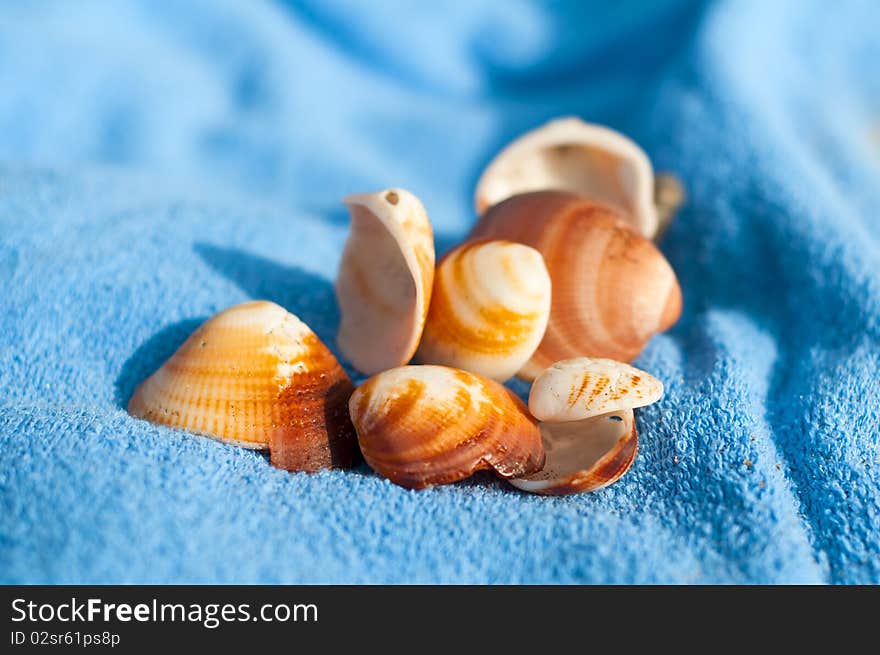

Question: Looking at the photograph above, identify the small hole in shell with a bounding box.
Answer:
[385,191,399,205]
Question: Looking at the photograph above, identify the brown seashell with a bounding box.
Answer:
[349,365,544,490]
[415,239,551,382]
[127,301,359,471]
[510,357,662,495]
[336,188,435,375]
[509,410,637,495]
[475,117,660,238]
[470,191,682,380]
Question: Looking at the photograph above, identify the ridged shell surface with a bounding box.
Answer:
[336,189,435,375]
[470,191,682,379]
[510,409,637,495]
[349,365,544,489]
[416,240,551,382]
[475,117,659,238]
[528,357,663,422]
[128,301,358,471]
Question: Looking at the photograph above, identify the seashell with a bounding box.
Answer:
[653,172,686,241]
[475,116,661,238]
[510,357,662,495]
[415,239,551,382]
[527,357,663,422]
[469,191,682,380]
[349,365,544,490]
[509,410,638,495]
[336,188,435,375]
[128,301,359,471]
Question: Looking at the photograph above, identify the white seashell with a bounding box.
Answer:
[336,188,435,375]
[416,239,551,382]
[475,117,659,238]
[528,357,663,422]
[510,357,662,496]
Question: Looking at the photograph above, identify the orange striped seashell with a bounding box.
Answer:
[510,357,662,495]
[127,301,359,472]
[415,239,551,382]
[336,188,435,375]
[349,365,544,490]
[470,191,682,380]
[474,117,661,238]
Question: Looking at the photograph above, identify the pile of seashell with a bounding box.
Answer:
[128,117,683,495]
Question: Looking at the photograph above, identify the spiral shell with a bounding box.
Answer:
[470,191,682,380]
[349,365,544,489]
[415,239,551,382]
[127,301,359,471]
[336,188,435,375]
[509,357,662,495]
[475,117,660,238]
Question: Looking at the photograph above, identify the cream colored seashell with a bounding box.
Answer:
[336,188,435,375]
[510,357,662,496]
[349,365,544,490]
[475,116,660,238]
[509,410,637,495]
[528,357,663,422]
[127,301,359,471]
[415,239,551,382]
[470,191,682,380]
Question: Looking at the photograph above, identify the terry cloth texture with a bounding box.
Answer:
[0,0,878,584]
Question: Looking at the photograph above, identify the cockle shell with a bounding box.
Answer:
[528,357,664,422]
[509,410,638,495]
[470,191,682,380]
[336,188,435,375]
[510,357,662,495]
[475,116,660,238]
[415,239,551,382]
[127,301,359,471]
[349,365,544,490]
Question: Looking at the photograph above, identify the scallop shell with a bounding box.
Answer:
[470,191,682,380]
[349,365,544,490]
[509,410,637,495]
[415,239,551,382]
[475,117,660,238]
[127,301,359,471]
[510,357,661,495]
[528,357,663,422]
[336,188,435,375]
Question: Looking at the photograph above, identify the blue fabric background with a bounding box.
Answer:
[1,0,878,584]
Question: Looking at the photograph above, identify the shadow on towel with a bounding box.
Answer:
[115,244,344,410]
[114,317,208,409]
[193,242,340,349]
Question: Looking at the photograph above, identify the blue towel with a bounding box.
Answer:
[1,0,878,584]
